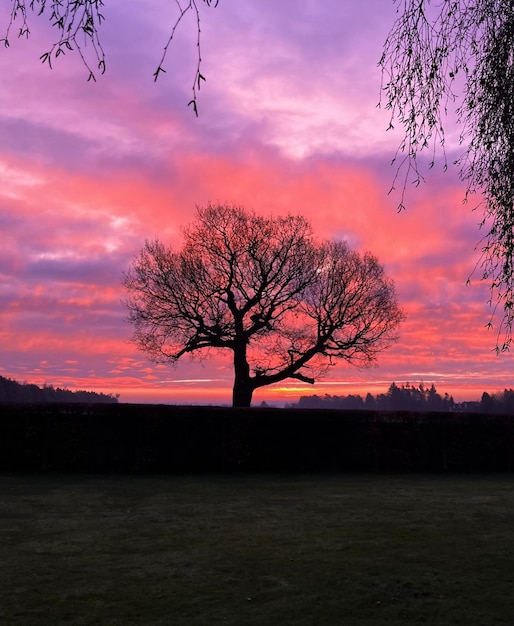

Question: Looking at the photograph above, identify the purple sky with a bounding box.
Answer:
[1,1,512,405]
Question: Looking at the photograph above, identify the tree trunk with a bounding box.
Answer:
[232,340,254,408]
[232,379,254,408]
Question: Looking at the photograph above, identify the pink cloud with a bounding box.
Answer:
[0,1,512,405]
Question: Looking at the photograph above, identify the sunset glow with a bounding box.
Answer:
[1,1,513,405]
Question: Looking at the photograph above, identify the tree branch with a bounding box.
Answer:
[290,372,315,385]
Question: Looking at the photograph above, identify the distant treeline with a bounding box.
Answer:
[293,383,514,414]
[0,376,118,404]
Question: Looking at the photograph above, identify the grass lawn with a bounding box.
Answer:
[2,473,514,625]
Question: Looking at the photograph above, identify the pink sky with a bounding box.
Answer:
[1,1,512,405]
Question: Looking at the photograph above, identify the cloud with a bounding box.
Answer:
[197,0,402,160]
[0,1,512,404]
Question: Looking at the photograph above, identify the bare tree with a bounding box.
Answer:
[122,204,404,407]
[10,2,513,348]
[380,0,514,350]
[9,2,514,350]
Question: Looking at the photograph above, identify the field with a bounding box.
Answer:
[2,473,514,625]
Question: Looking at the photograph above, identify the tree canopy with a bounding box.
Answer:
[123,204,404,407]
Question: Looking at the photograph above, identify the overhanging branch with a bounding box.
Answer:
[291,372,315,384]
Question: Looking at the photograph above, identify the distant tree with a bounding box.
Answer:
[341,394,365,410]
[487,388,514,414]
[0,375,118,403]
[372,381,450,412]
[364,392,376,409]
[380,0,514,350]
[480,391,494,413]
[426,383,443,411]
[297,394,324,409]
[500,388,514,413]
[123,204,404,408]
[384,381,404,410]
[443,392,456,412]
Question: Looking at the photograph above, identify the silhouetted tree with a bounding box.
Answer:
[385,382,405,410]
[443,392,456,412]
[380,1,514,349]
[481,391,494,413]
[483,388,514,414]
[296,394,324,409]
[123,204,404,408]
[6,3,514,343]
[500,388,514,413]
[365,392,376,409]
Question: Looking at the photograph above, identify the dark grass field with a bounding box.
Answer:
[2,473,514,625]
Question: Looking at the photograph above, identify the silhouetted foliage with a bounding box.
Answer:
[1,0,217,114]
[380,1,514,350]
[123,204,404,408]
[0,375,118,403]
[296,382,457,412]
[296,382,514,414]
[479,388,514,414]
